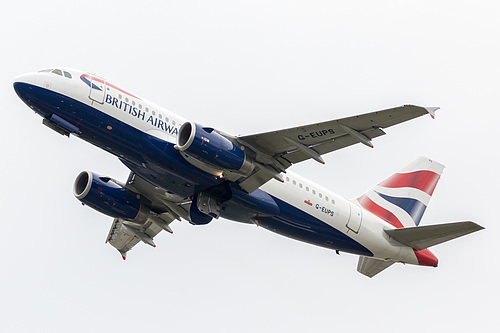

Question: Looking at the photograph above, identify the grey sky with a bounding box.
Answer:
[1,1,498,332]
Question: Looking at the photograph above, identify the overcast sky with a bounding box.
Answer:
[1,1,498,332]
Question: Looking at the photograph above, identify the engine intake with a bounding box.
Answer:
[74,171,149,222]
[177,122,254,176]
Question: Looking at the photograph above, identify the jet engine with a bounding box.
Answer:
[73,171,149,223]
[176,122,254,176]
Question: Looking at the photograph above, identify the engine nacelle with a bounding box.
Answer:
[176,122,254,176]
[73,171,149,222]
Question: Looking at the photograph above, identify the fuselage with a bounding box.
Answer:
[13,67,435,266]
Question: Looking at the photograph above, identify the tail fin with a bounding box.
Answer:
[357,157,445,228]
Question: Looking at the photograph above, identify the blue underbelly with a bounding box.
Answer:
[258,197,373,256]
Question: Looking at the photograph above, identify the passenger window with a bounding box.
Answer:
[159,114,162,119]
[63,71,72,79]
[52,69,63,76]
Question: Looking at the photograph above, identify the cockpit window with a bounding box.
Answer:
[38,68,72,79]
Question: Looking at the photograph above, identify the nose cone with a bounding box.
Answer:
[14,72,37,85]
[13,72,38,104]
[414,249,439,267]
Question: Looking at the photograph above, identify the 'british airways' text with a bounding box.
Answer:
[105,95,178,136]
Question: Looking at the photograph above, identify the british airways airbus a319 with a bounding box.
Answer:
[13,68,483,277]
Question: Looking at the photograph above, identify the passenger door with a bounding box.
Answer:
[88,75,106,104]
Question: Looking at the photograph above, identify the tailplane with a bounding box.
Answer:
[358,221,484,278]
[384,221,484,250]
[357,257,394,278]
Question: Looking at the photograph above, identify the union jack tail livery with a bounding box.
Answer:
[358,157,444,228]
[356,157,482,277]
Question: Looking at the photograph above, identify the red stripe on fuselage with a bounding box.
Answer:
[357,195,404,228]
[378,170,440,196]
[81,74,141,100]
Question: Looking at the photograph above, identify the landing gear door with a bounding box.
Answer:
[347,201,362,233]
[88,75,106,104]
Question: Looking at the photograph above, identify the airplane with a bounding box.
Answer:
[13,67,483,277]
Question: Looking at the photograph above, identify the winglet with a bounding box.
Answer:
[425,107,440,119]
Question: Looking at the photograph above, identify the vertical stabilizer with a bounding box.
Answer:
[357,157,444,228]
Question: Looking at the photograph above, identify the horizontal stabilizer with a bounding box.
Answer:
[357,256,395,278]
[384,221,483,250]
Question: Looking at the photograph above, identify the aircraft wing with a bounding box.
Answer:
[105,172,191,258]
[236,105,438,192]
